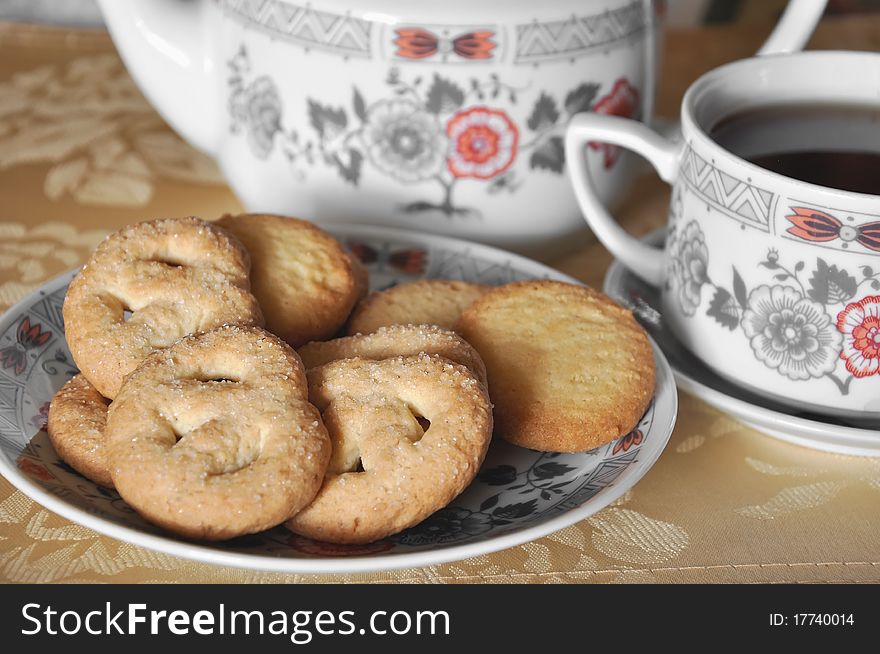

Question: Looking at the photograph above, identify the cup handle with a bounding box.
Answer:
[757,0,827,56]
[565,114,681,286]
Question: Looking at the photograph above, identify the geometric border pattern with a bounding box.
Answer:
[553,449,640,513]
[217,0,373,58]
[217,0,651,64]
[0,286,68,460]
[679,144,775,232]
[514,0,648,65]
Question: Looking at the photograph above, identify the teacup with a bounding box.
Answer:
[98,0,823,253]
[565,50,880,420]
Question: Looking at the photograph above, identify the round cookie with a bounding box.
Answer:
[63,216,263,399]
[47,374,113,488]
[298,324,487,386]
[349,252,370,303]
[347,280,489,335]
[456,280,655,452]
[105,325,330,541]
[215,213,363,346]
[286,354,492,544]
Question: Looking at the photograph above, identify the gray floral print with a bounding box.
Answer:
[229,76,283,159]
[669,220,709,316]
[741,285,842,381]
[360,99,446,183]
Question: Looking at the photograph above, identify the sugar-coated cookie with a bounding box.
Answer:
[457,280,655,452]
[63,216,263,399]
[298,323,487,387]
[347,280,489,335]
[105,325,330,541]
[286,354,492,544]
[47,374,113,488]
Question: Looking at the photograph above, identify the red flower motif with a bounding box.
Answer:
[786,207,880,252]
[590,78,640,168]
[346,242,427,276]
[388,249,426,275]
[446,106,518,179]
[18,317,52,347]
[286,534,394,557]
[0,317,52,375]
[347,241,378,265]
[395,28,495,60]
[836,295,880,378]
[612,428,643,455]
[17,456,55,482]
[30,401,51,431]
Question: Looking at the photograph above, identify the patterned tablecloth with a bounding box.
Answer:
[0,17,878,584]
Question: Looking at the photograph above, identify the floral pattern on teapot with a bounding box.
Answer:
[226,44,639,218]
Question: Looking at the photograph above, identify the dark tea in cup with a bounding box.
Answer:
[710,104,880,195]
[565,50,880,419]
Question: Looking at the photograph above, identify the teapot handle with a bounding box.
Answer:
[758,0,827,56]
[97,0,219,156]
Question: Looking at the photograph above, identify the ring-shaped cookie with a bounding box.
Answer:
[47,374,113,488]
[106,325,330,540]
[286,353,492,544]
[63,217,263,398]
[298,324,488,387]
[347,280,489,335]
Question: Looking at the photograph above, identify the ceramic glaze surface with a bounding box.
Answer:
[605,230,880,456]
[98,0,663,251]
[567,50,879,419]
[0,226,677,573]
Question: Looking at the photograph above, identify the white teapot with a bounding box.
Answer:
[99,0,824,252]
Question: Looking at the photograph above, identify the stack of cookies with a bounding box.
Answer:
[48,213,653,544]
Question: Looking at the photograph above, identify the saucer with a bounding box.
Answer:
[0,224,677,573]
[604,229,880,457]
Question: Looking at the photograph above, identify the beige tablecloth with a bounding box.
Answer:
[0,17,878,583]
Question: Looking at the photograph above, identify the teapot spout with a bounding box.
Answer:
[97,0,220,156]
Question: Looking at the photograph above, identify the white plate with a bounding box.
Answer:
[604,229,879,457]
[0,224,677,573]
